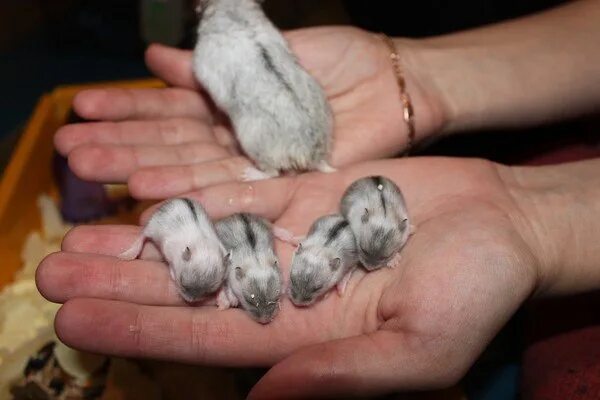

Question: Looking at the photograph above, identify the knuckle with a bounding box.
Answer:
[190,313,210,363]
[107,263,124,298]
[122,88,139,111]
[129,309,145,353]
[157,120,182,144]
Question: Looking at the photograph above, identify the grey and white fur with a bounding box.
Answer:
[119,198,227,303]
[341,176,413,271]
[289,214,358,307]
[193,0,334,180]
[215,213,283,324]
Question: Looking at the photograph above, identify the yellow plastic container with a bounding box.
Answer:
[0,78,164,287]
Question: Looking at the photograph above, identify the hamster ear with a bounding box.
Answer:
[224,251,232,265]
[296,243,303,254]
[400,218,408,230]
[235,267,245,280]
[361,208,370,223]
[195,0,207,14]
[182,247,192,262]
[329,258,341,271]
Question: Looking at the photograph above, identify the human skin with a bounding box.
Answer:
[54,1,600,199]
[37,157,600,398]
[41,0,600,397]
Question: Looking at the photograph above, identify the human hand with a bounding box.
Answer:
[54,27,446,199]
[38,157,552,398]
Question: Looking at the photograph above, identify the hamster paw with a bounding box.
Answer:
[316,160,337,174]
[336,269,354,296]
[118,235,145,261]
[387,252,404,269]
[217,288,237,310]
[409,224,417,236]
[241,166,280,182]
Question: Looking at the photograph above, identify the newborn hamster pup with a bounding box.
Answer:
[341,176,412,270]
[119,198,227,303]
[215,213,282,324]
[289,214,358,307]
[194,0,334,179]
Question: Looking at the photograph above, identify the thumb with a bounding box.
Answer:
[145,44,198,89]
[247,330,448,400]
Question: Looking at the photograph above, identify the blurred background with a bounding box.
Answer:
[0,1,597,399]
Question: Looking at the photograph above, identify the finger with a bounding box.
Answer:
[36,252,184,306]
[128,156,254,199]
[61,225,162,261]
[140,177,298,223]
[248,331,449,399]
[68,142,230,182]
[55,298,302,366]
[54,118,219,155]
[145,44,197,89]
[72,87,212,122]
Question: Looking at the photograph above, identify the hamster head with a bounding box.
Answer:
[164,240,226,303]
[288,244,341,307]
[357,208,409,270]
[230,259,282,324]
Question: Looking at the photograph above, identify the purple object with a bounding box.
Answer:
[52,152,116,223]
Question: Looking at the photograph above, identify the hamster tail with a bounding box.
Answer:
[272,225,303,246]
[118,234,145,260]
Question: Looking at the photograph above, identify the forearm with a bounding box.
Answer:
[403,0,600,135]
[500,157,600,297]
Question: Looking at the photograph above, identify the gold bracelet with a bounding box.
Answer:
[379,33,416,156]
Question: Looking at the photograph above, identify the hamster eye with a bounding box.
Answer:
[361,208,370,224]
[360,245,371,257]
[312,285,323,293]
[235,267,245,280]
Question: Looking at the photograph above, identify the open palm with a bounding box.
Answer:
[54,27,444,199]
[37,157,540,398]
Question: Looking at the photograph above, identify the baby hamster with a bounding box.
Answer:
[289,214,358,307]
[341,176,413,271]
[193,0,334,180]
[215,213,282,324]
[119,198,227,303]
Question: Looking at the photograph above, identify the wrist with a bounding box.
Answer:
[378,36,451,148]
[498,160,600,297]
[398,37,496,136]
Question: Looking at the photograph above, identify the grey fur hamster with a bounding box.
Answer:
[215,213,282,324]
[289,214,358,307]
[341,176,413,271]
[119,198,227,303]
[193,0,334,180]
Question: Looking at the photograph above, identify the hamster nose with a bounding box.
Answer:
[180,278,210,301]
[256,311,276,325]
[291,294,312,307]
[360,253,386,269]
